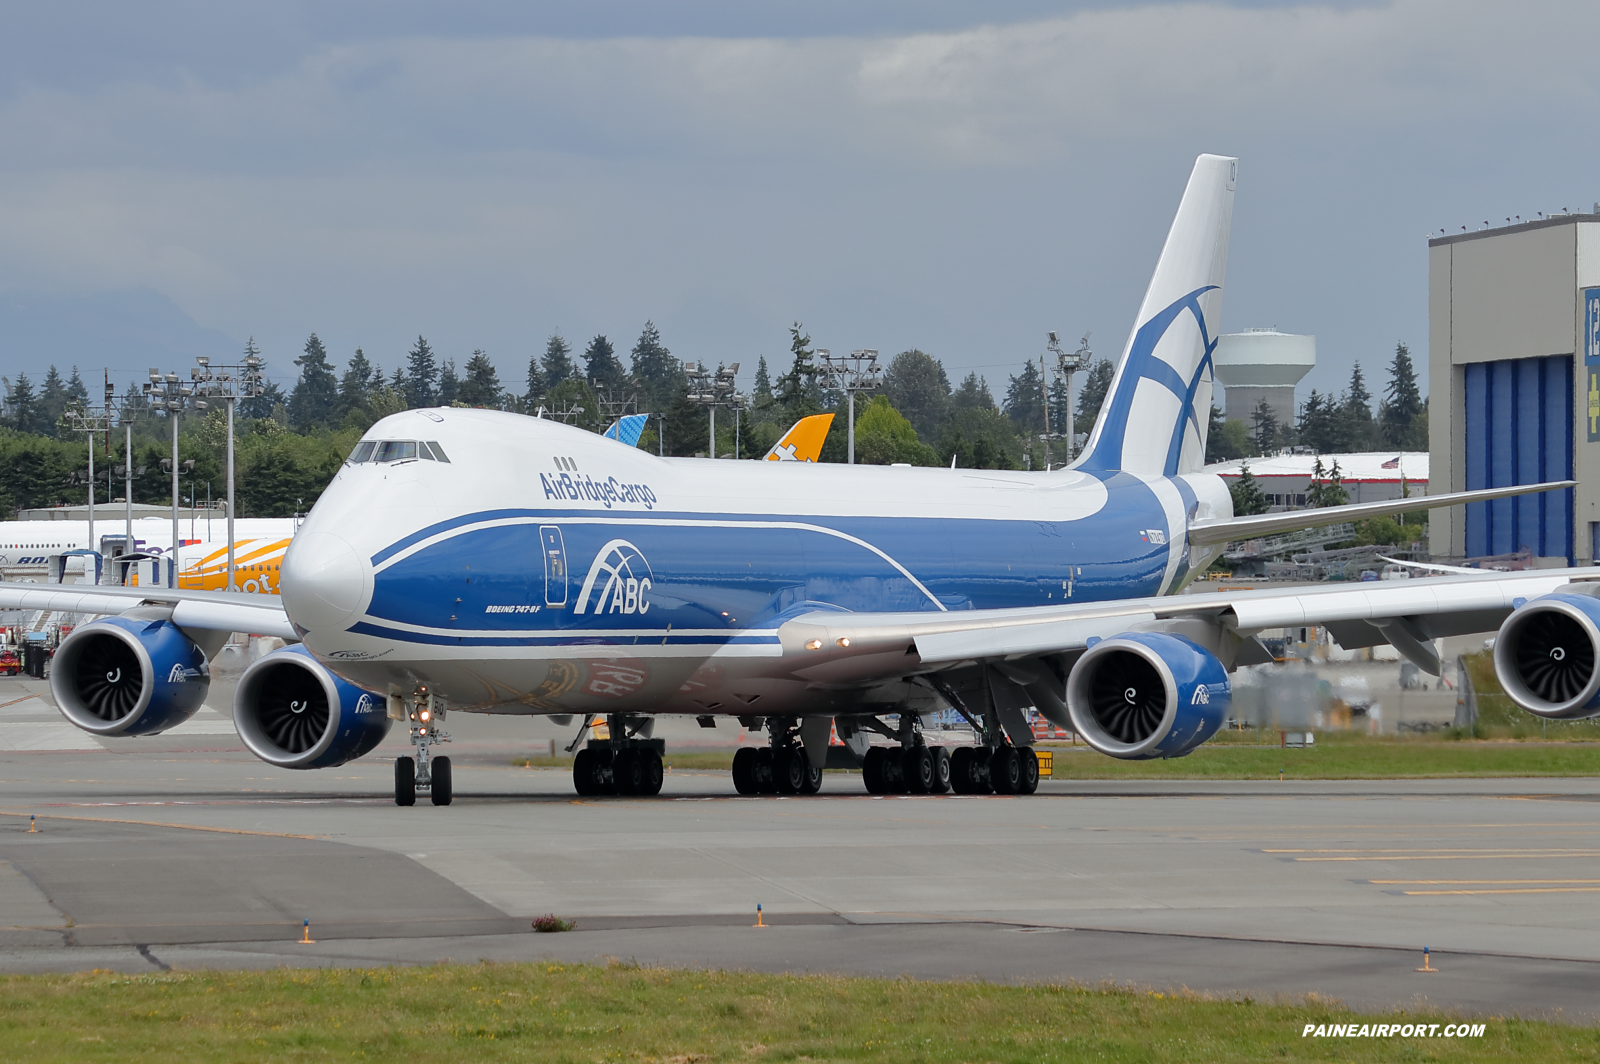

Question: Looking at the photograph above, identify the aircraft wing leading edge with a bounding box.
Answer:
[0,582,296,641]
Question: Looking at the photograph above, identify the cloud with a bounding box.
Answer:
[0,0,1595,394]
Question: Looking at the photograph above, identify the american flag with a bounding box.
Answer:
[1381,456,1401,469]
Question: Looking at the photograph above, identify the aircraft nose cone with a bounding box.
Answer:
[280,531,370,634]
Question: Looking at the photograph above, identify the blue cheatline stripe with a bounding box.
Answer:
[1078,285,1218,477]
[371,508,537,566]
[346,620,781,648]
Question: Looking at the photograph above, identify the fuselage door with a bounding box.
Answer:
[541,525,568,607]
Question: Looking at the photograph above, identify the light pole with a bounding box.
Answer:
[684,361,742,458]
[144,368,200,588]
[1049,331,1091,465]
[819,349,883,465]
[64,396,113,583]
[191,354,265,591]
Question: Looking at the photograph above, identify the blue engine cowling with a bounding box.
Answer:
[1065,631,1230,759]
[233,645,390,769]
[1493,592,1600,719]
[49,616,209,736]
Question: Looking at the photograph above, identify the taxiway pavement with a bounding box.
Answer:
[1,676,1598,1021]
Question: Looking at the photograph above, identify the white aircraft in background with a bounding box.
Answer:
[0,154,1583,812]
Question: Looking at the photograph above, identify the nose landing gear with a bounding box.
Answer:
[393,687,452,806]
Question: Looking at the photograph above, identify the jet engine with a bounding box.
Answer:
[1065,631,1230,759]
[233,645,391,769]
[50,616,209,736]
[1493,591,1600,719]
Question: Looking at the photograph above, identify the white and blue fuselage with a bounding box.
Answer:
[282,408,1233,716]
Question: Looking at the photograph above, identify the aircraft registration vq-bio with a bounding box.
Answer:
[2,155,1587,805]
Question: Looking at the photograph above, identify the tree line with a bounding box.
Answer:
[0,323,1421,518]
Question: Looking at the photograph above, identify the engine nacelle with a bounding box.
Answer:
[1493,592,1600,719]
[233,645,390,769]
[1065,632,1230,759]
[50,616,209,736]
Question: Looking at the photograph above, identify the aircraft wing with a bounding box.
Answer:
[0,582,296,641]
[775,566,1586,685]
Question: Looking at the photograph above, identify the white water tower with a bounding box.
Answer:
[1213,328,1315,425]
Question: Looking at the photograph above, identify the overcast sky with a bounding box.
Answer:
[1,0,1596,403]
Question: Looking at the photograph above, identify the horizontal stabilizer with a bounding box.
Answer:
[1189,481,1576,546]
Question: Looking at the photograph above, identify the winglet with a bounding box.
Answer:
[764,414,834,462]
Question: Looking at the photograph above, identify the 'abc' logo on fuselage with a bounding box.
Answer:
[573,539,654,616]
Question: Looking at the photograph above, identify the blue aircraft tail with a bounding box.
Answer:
[603,414,649,447]
[1075,154,1236,477]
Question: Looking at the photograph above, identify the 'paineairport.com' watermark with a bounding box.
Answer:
[1304,1023,1486,1039]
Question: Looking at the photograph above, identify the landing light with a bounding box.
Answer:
[420,710,431,721]
[836,637,851,648]
[805,639,822,650]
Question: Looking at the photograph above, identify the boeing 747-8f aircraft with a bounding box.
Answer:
[0,155,1584,806]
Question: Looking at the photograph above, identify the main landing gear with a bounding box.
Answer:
[856,678,1042,796]
[571,714,665,797]
[731,716,823,795]
[394,687,452,806]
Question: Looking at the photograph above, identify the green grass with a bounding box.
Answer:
[1048,731,1600,780]
[1,961,1592,1062]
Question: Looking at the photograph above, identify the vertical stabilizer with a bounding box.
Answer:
[1076,154,1236,476]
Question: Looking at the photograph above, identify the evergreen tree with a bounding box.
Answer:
[1249,397,1280,453]
[951,372,995,411]
[1296,389,1336,454]
[541,333,575,387]
[1205,405,1229,463]
[630,321,678,409]
[405,335,438,408]
[65,366,89,407]
[753,356,772,401]
[338,348,374,417]
[1048,374,1071,436]
[1074,358,1115,432]
[38,365,67,436]
[882,349,951,442]
[584,335,626,392]
[1305,457,1349,508]
[1335,362,1377,450]
[389,366,406,394]
[1003,360,1046,435]
[1230,460,1269,516]
[289,333,338,430]
[6,373,39,434]
[1378,341,1423,448]
[458,350,502,407]
[775,323,824,416]
[525,349,547,409]
[438,359,459,406]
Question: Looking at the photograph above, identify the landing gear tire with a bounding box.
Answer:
[862,747,889,794]
[1018,748,1040,795]
[641,749,665,796]
[573,748,600,796]
[798,757,823,795]
[775,748,806,794]
[930,746,952,794]
[732,747,759,794]
[395,756,416,806]
[991,746,1022,795]
[905,745,935,794]
[430,756,453,806]
[754,748,777,794]
[615,749,643,795]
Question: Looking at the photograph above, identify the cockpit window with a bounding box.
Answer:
[425,441,450,463]
[348,441,376,464]
[375,440,418,463]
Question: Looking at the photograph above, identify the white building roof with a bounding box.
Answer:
[1202,451,1428,483]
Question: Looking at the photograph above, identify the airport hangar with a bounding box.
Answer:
[1428,211,1600,566]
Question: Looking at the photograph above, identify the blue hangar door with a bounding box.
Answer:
[1462,355,1573,562]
